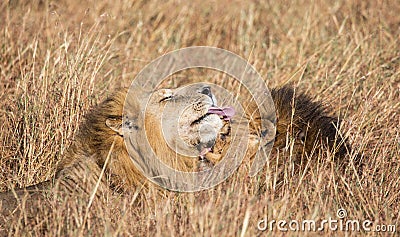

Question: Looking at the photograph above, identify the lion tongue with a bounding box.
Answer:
[208,106,235,121]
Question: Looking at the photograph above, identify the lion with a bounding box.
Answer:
[55,83,241,192]
[0,83,241,224]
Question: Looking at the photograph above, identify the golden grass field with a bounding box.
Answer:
[0,0,399,236]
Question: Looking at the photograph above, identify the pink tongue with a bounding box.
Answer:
[208,106,235,121]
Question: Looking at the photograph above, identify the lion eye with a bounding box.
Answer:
[158,89,174,102]
[159,95,174,102]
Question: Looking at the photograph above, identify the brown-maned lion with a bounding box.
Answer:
[57,84,238,192]
[0,84,239,209]
[0,83,240,227]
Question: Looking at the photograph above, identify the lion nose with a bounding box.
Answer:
[200,86,212,98]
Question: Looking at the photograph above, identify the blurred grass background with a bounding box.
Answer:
[0,0,399,235]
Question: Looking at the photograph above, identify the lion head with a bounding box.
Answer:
[57,83,235,191]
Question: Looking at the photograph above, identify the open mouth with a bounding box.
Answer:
[191,113,212,126]
[191,106,236,126]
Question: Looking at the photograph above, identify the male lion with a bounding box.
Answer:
[0,84,240,216]
[57,83,238,192]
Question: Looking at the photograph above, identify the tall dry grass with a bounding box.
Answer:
[0,0,399,236]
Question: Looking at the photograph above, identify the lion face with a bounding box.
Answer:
[144,84,232,159]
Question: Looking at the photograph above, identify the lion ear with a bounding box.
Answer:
[106,118,123,136]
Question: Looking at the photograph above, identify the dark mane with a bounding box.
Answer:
[271,86,351,160]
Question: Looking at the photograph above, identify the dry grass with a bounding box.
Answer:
[0,0,399,236]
